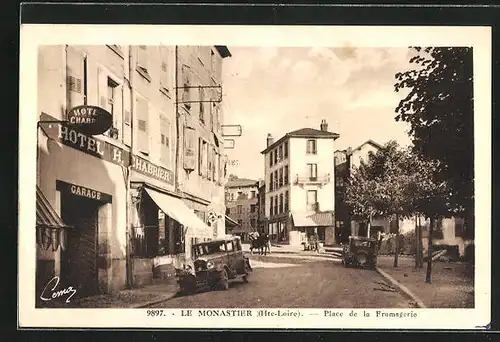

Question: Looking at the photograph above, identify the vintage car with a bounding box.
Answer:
[341,236,378,269]
[177,236,252,295]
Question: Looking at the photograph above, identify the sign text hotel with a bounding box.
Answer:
[59,125,174,185]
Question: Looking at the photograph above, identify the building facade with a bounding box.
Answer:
[224,177,259,241]
[261,120,339,246]
[36,44,231,303]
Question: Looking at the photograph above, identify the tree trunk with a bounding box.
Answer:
[394,214,399,267]
[367,217,371,238]
[418,216,424,268]
[414,215,419,268]
[425,216,434,283]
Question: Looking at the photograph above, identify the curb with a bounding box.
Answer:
[131,292,178,308]
[375,267,427,308]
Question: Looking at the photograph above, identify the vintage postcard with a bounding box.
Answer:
[19,24,491,329]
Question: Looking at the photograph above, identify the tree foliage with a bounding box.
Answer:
[394,47,474,228]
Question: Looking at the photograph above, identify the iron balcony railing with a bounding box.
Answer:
[295,173,331,185]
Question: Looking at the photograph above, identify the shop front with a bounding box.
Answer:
[37,114,129,302]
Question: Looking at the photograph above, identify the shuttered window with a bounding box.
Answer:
[159,46,169,92]
[137,46,149,71]
[160,115,171,167]
[181,65,191,111]
[66,47,85,112]
[136,96,149,154]
[183,126,196,171]
[207,144,212,181]
[199,87,205,123]
[98,68,122,140]
[123,85,132,146]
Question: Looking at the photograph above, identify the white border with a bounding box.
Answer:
[19,24,491,329]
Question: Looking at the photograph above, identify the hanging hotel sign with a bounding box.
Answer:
[67,105,113,135]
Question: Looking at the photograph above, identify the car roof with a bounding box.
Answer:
[193,236,240,246]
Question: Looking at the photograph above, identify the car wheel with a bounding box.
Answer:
[219,269,229,290]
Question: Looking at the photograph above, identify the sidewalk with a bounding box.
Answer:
[242,243,342,256]
[376,256,474,308]
[65,283,178,308]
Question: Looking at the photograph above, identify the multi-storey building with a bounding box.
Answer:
[334,139,384,242]
[224,177,259,241]
[261,120,339,246]
[35,44,231,302]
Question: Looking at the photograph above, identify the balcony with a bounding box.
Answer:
[295,173,330,187]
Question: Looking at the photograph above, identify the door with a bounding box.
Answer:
[61,195,99,297]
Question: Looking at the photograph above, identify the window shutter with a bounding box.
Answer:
[183,126,196,171]
[160,115,171,167]
[198,137,203,176]
[160,46,169,90]
[199,87,205,122]
[66,47,85,111]
[136,97,149,154]
[137,45,148,70]
[123,85,132,146]
[207,145,212,181]
[98,68,108,110]
[181,65,191,110]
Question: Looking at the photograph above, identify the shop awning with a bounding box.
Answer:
[36,186,70,229]
[292,211,334,228]
[225,215,239,227]
[144,188,210,232]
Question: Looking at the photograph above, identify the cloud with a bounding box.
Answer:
[292,60,319,81]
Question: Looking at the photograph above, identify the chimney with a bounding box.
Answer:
[320,119,328,132]
[266,133,274,147]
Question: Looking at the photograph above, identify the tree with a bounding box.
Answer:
[346,141,416,267]
[405,151,451,282]
[394,47,474,238]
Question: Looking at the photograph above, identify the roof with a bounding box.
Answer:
[348,139,383,156]
[215,46,232,58]
[292,211,334,228]
[261,128,340,154]
[226,178,259,188]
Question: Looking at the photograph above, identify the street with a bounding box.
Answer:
[149,254,417,308]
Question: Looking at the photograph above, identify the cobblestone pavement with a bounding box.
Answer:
[149,256,416,308]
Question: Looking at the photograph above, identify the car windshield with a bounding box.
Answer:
[353,240,372,247]
[194,241,227,257]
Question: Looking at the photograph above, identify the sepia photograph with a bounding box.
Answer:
[19,24,491,329]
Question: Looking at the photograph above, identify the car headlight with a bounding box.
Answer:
[185,265,193,272]
[206,261,215,269]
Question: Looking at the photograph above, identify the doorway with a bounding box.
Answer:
[61,194,100,297]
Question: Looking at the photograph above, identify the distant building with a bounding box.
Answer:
[261,119,339,246]
[257,180,266,233]
[334,140,384,242]
[225,177,259,241]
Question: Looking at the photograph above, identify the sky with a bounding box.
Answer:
[221,46,414,181]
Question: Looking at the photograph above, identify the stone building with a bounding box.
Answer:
[224,177,259,241]
[35,44,231,303]
[261,120,339,246]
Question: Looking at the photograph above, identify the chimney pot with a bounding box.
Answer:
[266,133,274,147]
[320,119,328,132]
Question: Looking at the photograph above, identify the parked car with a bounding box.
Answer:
[341,236,378,269]
[177,236,252,295]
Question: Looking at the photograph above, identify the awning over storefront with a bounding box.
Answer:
[225,215,239,228]
[144,188,210,232]
[292,211,334,228]
[36,186,70,229]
